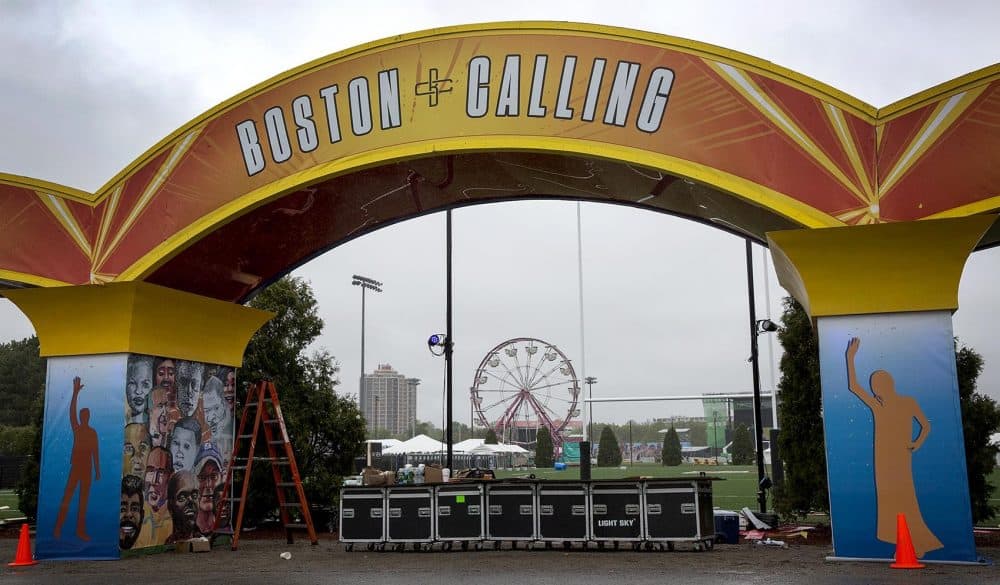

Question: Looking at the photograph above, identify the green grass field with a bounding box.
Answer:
[0,490,23,521]
[497,463,1000,523]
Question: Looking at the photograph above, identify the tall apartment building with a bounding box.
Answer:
[360,363,420,436]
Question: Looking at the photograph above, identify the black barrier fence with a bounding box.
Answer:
[355,453,528,474]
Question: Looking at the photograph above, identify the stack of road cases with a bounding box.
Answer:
[339,486,386,551]
[435,482,484,550]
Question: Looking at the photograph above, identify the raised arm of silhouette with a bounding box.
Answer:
[842,336,942,557]
[845,337,878,410]
[70,376,82,430]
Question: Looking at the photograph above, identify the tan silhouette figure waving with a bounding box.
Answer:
[845,337,942,557]
[54,376,101,541]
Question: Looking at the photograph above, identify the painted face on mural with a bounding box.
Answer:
[155,358,176,396]
[203,376,227,437]
[144,447,171,509]
[224,370,236,409]
[196,459,222,514]
[126,357,154,416]
[119,476,144,550]
[176,361,204,417]
[167,471,199,536]
[123,423,151,478]
[148,387,171,448]
[170,420,200,473]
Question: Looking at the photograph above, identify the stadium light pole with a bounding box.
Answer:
[584,376,597,442]
[352,275,382,412]
[746,240,778,513]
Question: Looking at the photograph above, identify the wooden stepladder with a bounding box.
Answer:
[215,380,318,550]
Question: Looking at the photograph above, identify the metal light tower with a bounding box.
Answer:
[745,240,778,513]
[352,274,382,410]
[584,376,597,443]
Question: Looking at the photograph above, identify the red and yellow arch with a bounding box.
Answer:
[2,21,998,302]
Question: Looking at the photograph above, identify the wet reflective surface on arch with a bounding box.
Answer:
[146,152,801,301]
[1,21,998,300]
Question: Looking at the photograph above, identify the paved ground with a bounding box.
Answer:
[0,536,996,585]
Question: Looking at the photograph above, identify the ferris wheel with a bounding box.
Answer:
[470,337,581,449]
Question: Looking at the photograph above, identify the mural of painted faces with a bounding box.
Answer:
[176,361,204,418]
[125,356,154,422]
[144,447,171,510]
[122,423,151,479]
[126,354,236,549]
[169,417,201,473]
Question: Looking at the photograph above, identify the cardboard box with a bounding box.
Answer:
[174,538,212,553]
[424,464,443,484]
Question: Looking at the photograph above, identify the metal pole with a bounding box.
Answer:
[763,248,779,428]
[746,239,768,514]
[446,208,454,470]
[576,202,589,442]
[628,420,633,466]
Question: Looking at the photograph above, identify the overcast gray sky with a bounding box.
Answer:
[1,0,998,428]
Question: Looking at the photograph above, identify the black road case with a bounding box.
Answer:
[590,480,643,544]
[485,482,536,544]
[435,483,484,549]
[537,481,589,545]
[386,486,435,550]
[339,487,385,551]
[642,479,716,550]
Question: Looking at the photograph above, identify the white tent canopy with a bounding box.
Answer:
[453,438,484,453]
[382,434,445,454]
[468,443,529,455]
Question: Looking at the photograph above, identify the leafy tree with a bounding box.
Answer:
[662,426,682,466]
[484,428,498,444]
[731,424,754,465]
[16,394,43,521]
[0,336,46,520]
[0,426,35,456]
[597,425,622,467]
[955,343,1000,523]
[0,337,45,427]
[773,297,828,519]
[534,426,553,468]
[239,276,365,524]
[687,421,707,446]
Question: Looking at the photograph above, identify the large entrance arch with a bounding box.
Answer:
[1,22,997,561]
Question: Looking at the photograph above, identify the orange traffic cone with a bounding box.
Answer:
[890,513,924,569]
[8,523,38,567]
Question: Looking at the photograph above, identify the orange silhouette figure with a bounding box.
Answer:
[845,337,942,557]
[53,376,101,541]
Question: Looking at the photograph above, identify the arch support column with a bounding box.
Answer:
[4,282,272,559]
[768,215,995,563]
